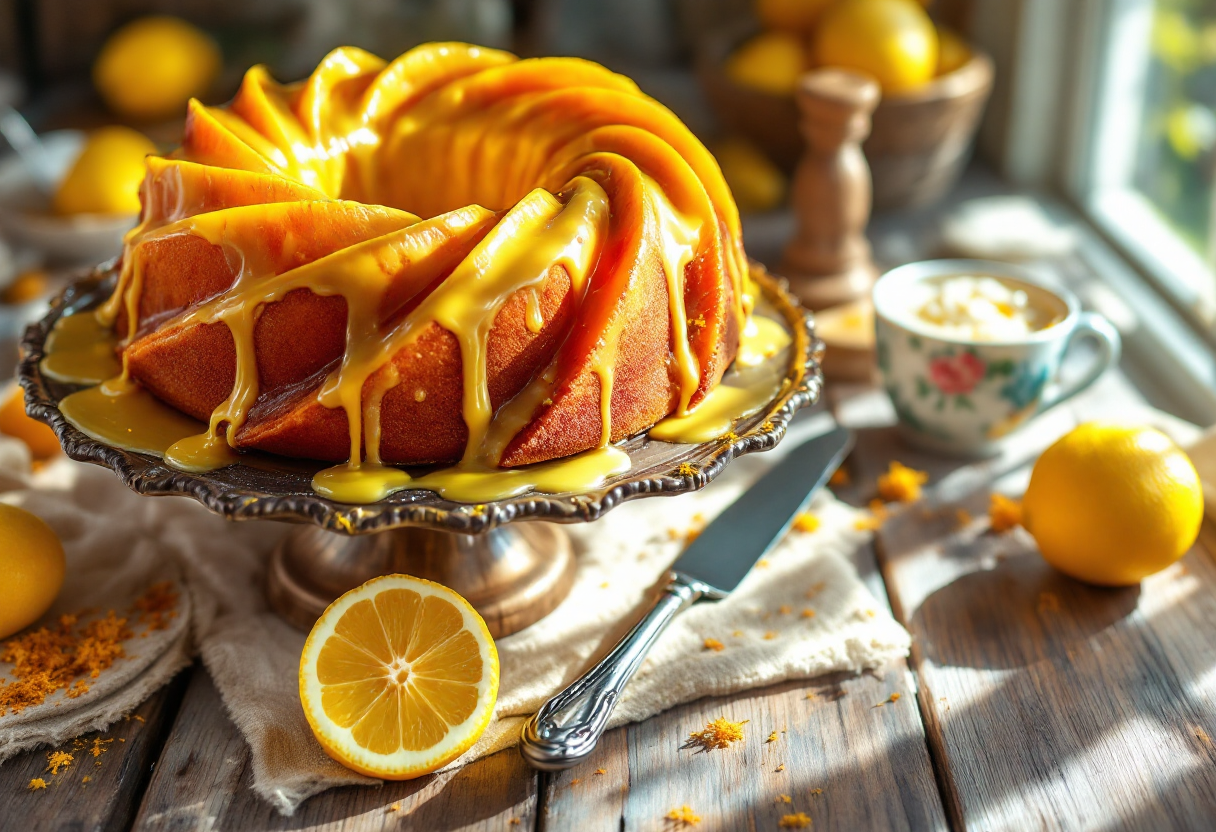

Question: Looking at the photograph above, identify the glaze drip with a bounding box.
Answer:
[79,42,759,503]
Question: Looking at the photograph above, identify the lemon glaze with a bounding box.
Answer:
[52,43,792,504]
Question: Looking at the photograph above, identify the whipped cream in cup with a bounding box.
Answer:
[872,259,1120,456]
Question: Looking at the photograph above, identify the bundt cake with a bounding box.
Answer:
[96,43,752,484]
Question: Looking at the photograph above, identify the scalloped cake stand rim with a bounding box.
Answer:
[18,266,824,536]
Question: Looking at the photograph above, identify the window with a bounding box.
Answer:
[1072,0,1216,328]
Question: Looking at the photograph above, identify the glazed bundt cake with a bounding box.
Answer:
[99,43,750,474]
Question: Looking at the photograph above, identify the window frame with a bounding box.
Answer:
[1060,0,1216,330]
[970,0,1216,422]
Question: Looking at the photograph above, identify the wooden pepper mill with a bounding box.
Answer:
[780,69,881,311]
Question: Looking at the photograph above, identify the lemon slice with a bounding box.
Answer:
[299,575,499,778]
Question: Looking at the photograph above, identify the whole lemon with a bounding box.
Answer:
[0,504,66,640]
[714,137,788,213]
[756,0,838,32]
[811,0,939,93]
[1023,423,1204,586]
[0,387,60,460]
[726,31,809,96]
[936,26,972,75]
[94,16,221,121]
[53,126,157,216]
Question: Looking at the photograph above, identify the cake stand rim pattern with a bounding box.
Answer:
[18,264,824,535]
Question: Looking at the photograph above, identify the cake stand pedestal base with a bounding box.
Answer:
[266,524,576,637]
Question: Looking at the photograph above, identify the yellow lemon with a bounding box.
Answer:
[936,26,972,75]
[713,137,788,213]
[0,387,60,460]
[300,574,499,779]
[53,127,157,216]
[0,269,49,305]
[94,16,221,121]
[756,0,837,32]
[0,504,66,639]
[811,0,939,93]
[1023,423,1204,586]
[726,31,810,96]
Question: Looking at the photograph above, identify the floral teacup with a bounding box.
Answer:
[873,259,1121,456]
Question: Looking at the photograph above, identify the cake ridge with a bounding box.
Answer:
[98,42,753,489]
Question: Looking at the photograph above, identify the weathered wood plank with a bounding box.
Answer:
[0,669,188,832]
[132,667,539,831]
[854,387,1216,831]
[541,668,943,832]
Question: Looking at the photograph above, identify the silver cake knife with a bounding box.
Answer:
[519,424,853,771]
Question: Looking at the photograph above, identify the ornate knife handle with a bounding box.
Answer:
[519,572,724,771]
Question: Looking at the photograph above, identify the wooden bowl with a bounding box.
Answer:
[697,23,994,212]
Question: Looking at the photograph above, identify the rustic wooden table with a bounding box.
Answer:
[5,174,1216,831]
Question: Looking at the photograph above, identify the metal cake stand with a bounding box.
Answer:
[18,267,823,637]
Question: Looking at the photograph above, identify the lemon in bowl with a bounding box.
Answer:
[94,16,221,122]
[53,126,157,217]
[725,30,809,96]
[811,0,939,94]
[0,504,66,639]
[1023,423,1204,586]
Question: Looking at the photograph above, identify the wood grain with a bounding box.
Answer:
[854,388,1216,831]
[131,667,539,831]
[0,669,187,832]
[539,667,944,831]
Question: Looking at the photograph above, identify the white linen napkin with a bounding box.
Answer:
[0,416,910,815]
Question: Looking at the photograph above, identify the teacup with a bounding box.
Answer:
[872,259,1121,456]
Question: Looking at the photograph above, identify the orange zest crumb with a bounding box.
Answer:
[732,630,744,637]
[703,638,725,652]
[667,804,702,825]
[779,811,812,827]
[792,512,820,533]
[723,431,739,442]
[766,731,779,743]
[778,605,792,615]
[90,738,113,758]
[28,778,46,790]
[778,793,793,803]
[685,717,748,751]
[132,715,145,723]
[130,581,179,632]
[676,463,698,478]
[805,692,817,700]
[570,778,582,786]
[955,508,972,529]
[387,803,400,812]
[763,631,779,640]
[810,788,823,795]
[508,819,521,826]
[877,461,929,503]
[805,582,825,598]
[46,751,73,775]
[0,611,135,716]
[761,421,775,432]
[595,768,607,775]
[801,608,816,619]
[988,493,1023,533]
[854,499,889,531]
[874,692,902,708]
[829,467,851,487]
[775,763,786,772]
[81,776,91,784]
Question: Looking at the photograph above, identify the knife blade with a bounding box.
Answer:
[670,424,853,594]
[520,424,853,771]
